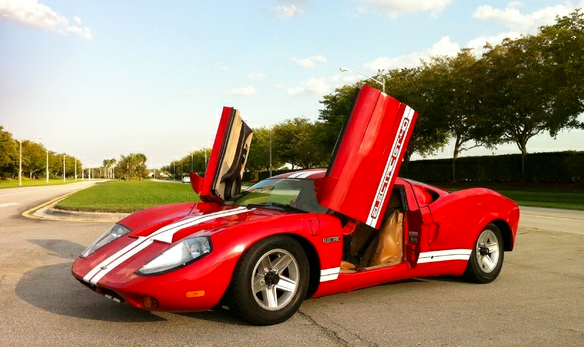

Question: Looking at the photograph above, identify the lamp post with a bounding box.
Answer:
[17,139,22,187]
[269,125,273,177]
[340,67,385,93]
[63,154,66,182]
[46,148,49,184]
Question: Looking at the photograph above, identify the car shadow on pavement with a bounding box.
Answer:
[15,239,242,324]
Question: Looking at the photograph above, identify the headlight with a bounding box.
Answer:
[80,224,132,258]
[137,237,212,276]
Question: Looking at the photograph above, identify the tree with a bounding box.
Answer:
[191,148,211,175]
[246,127,283,177]
[103,159,117,178]
[480,30,584,178]
[385,67,450,166]
[539,9,584,132]
[272,118,328,169]
[21,140,47,179]
[0,126,18,178]
[318,84,360,152]
[116,153,148,180]
[419,50,497,181]
[47,151,65,179]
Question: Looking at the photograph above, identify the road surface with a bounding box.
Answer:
[0,185,582,346]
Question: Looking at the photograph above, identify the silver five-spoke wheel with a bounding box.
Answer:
[464,223,504,283]
[475,228,500,273]
[227,236,309,325]
[251,249,299,311]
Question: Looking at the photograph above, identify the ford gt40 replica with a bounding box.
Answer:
[72,86,520,325]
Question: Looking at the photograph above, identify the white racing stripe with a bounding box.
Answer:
[417,249,472,264]
[83,206,250,285]
[87,238,154,285]
[287,169,326,179]
[366,106,415,228]
[150,207,249,243]
[320,267,340,282]
[318,249,470,284]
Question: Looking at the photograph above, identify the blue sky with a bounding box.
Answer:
[1,0,584,168]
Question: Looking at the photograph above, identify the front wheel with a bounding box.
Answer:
[227,236,309,325]
[463,223,504,283]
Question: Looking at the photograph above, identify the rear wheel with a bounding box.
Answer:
[227,236,309,325]
[464,223,504,283]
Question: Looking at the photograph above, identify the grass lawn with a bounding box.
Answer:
[0,178,81,188]
[435,182,584,210]
[55,180,200,213]
[46,179,584,213]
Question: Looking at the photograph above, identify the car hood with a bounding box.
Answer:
[119,202,294,245]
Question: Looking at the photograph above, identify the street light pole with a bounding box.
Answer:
[340,67,386,93]
[269,125,272,177]
[63,154,66,182]
[17,140,22,187]
[46,149,49,184]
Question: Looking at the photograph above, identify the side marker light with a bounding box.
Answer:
[186,290,205,298]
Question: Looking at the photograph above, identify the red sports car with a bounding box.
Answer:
[72,86,519,325]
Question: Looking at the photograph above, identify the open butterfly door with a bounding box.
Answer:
[316,86,418,230]
[190,107,253,203]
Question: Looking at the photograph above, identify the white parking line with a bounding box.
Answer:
[0,203,21,208]
[520,213,583,222]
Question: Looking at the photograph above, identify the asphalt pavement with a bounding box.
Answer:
[1,184,583,346]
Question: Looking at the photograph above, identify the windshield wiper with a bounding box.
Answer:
[247,202,307,213]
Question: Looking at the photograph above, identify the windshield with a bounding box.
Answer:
[227,178,329,214]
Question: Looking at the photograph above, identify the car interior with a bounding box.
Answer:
[341,187,406,272]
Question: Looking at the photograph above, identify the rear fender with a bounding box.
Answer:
[428,189,519,250]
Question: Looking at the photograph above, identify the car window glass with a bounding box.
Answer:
[230,178,328,213]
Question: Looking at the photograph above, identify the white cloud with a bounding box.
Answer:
[473,4,578,34]
[273,0,306,19]
[358,0,452,18]
[292,55,327,68]
[287,77,332,96]
[364,36,460,71]
[216,64,231,72]
[362,3,584,72]
[247,71,266,80]
[276,4,302,19]
[466,31,522,54]
[346,6,367,18]
[0,0,92,41]
[226,86,258,96]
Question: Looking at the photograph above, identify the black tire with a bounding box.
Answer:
[227,235,309,325]
[463,223,504,284]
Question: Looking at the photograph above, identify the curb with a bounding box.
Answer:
[22,194,129,223]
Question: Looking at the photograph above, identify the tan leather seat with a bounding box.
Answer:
[368,210,403,267]
[341,191,404,270]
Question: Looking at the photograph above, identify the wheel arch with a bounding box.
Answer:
[224,232,322,300]
[490,219,514,251]
[289,234,321,299]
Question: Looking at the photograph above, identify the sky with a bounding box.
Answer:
[1,0,584,169]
